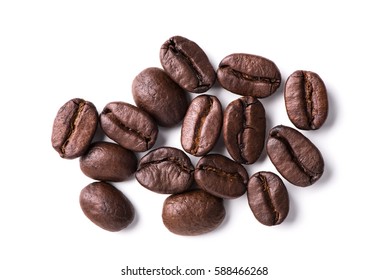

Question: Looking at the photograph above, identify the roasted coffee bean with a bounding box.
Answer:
[223,96,266,164]
[80,141,137,182]
[162,189,225,236]
[51,98,98,159]
[80,181,134,232]
[247,171,289,226]
[136,147,194,194]
[284,70,328,130]
[160,35,216,93]
[100,101,158,152]
[266,125,324,187]
[132,67,188,127]
[195,154,248,199]
[181,95,222,156]
[217,53,281,98]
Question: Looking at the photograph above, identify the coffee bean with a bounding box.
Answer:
[181,95,222,156]
[284,70,328,130]
[80,181,135,232]
[80,141,137,182]
[266,125,324,187]
[100,101,158,152]
[217,53,281,98]
[160,35,216,93]
[247,171,289,226]
[223,96,266,164]
[195,154,248,199]
[162,189,225,236]
[51,98,98,159]
[132,67,189,127]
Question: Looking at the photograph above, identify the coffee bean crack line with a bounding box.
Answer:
[139,157,194,174]
[190,98,213,155]
[222,66,280,85]
[257,174,280,225]
[199,165,244,182]
[237,99,258,163]
[302,72,315,128]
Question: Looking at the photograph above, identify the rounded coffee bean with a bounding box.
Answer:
[80,141,137,182]
[247,171,289,226]
[181,95,222,156]
[266,125,324,187]
[223,96,266,164]
[51,98,98,159]
[217,53,281,98]
[162,189,225,236]
[284,70,328,130]
[136,147,194,194]
[100,101,158,152]
[80,181,134,232]
[195,154,249,199]
[160,35,216,93]
[132,67,189,127]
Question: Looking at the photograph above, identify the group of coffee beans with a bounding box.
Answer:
[51,35,328,236]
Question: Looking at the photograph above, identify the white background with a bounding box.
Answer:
[1,0,388,279]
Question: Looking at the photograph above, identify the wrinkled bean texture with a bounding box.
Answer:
[80,141,138,182]
[223,96,266,164]
[136,147,194,194]
[162,189,225,236]
[132,67,188,127]
[160,35,216,93]
[51,98,98,159]
[80,181,134,232]
[100,101,158,152]
[284,70,328,130]
[217,53,281,98]
[247,172,289,226]
[266,125,324,187]
[195,154,249,199]
[181,95,222,156]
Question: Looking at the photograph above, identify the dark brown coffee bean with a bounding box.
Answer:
[80,141,137,182]
[136,147,194,194]
[160,35,216,93]
[132,67,189,127]
[223,96,266,164]
[217,53,281,98]
[284,70,328,130]
[181,95,222,156]
[100,101,158,152]
[195,154,248,199]
[247,171,289,226]
[80,181,134,232]
[51,98,98,159]
[162,189,225,236]
[266,125,324,187]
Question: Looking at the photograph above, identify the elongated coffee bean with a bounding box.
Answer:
[181,95,222,156]
[266,125,324,187]
[247,172,289,226]
[100,101,158,152]
[51,98,98,159]
[284,70,328,130]
[160,35,216,93]
[217,53,281,98]
[223,96,266,164]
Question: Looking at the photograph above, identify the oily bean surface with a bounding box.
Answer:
[266,125,324,187]
[80,181,134,232]
[51,98,98,159]
[217,53,281,98]
[80,141,138,182]
[162,189,225,236]
[132,67,188,127]
[136,147,194,194]
[100,101,158,152]
[223,96,266,164]
[284,70,328,130]
[181,95,222,156]
[160,35,216,93]
[195,154,248,199]
[247,171,289,226]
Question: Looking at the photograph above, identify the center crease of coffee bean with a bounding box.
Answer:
[61,100,86,154]
[199,165,243,182]
[191,98,213,155]
[139,157,193,174]
[224,67,279,85]
[303,72,314,128]
[258,174,280,225]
